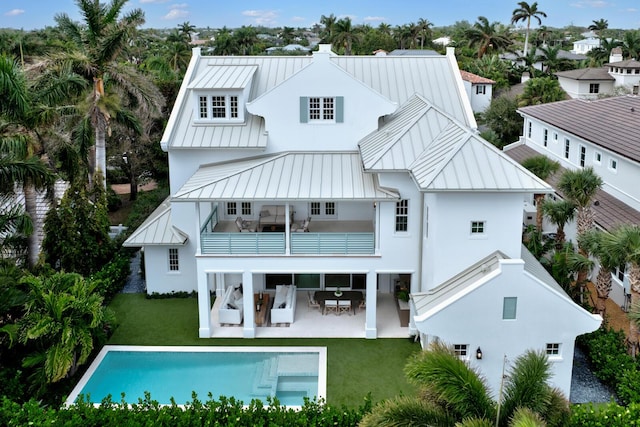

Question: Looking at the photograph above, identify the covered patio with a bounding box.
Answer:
[208,292,410,339]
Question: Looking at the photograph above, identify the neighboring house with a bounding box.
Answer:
[555,49,640,99]
[459,70,495,113]
[124,45,600,397]
[571,37,601,55]
[505,95,640,308]
[265,44,311,55]
[500,48,588,72]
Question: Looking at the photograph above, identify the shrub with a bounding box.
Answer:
[578,327,633,384]
[616,367,640,405]
[91,253,131,303]
[569,402,640,426]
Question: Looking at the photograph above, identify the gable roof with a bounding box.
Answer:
[187,65,258,89]
[554,67,614,81]
[123,198,188,247]
[459,70,495,85]
[173,152,399,201]
[359,95,552,192]
[518,96,640,163]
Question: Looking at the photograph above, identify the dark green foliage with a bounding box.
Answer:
[483,95,523,148]
[569,402,640,426]
[146,290,198,299]
[123,186,169,230]
[42,180,114,276]
[106,186,123,212]
[90,253,131,303]
[0,393,371,426]
[517,76,567,106]
[616,367,640,405]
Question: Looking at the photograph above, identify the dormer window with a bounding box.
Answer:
[195,93,243,123]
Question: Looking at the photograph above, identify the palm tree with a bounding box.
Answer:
[521,156,559,231]
[52,0,164,189]
[538,44,573,74]
[579,229,623,316]
[360,341,569,426]
[178,21,196,42]
[603,225,640,355]
[466,16,514,58]
[541,199,576,248]
[416,18,433,49]
[621,30,640,60]
[319,14,337,43]
[588,19,608,40]
[557,167,603,238]
[19,272,114,385]
[511,1,547,57]
[518,77,567,107]
[332,18,361,55]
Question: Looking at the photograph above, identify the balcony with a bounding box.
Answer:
[200,220,375,255]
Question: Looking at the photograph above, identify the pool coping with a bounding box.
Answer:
[65,345,327,408]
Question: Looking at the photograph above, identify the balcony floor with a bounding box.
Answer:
[209,292,410,339]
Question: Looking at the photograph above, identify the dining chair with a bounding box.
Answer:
[338,300,351,315]
[308,291,321,311]
[324,299,338,315]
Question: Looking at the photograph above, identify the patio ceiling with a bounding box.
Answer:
[173,152,400,201]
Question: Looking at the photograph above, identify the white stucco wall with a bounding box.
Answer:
[143,245,198,294]
[422,192,525,289]
[415,260,601,398]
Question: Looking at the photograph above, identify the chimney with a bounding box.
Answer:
[610,47,623,63]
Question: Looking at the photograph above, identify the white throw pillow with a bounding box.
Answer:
[233,289,243,301]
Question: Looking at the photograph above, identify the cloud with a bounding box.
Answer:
[163,8,189,20]
[363,16,386,23]
[139,0,171,3]
[570,1,610,8]
[241,9,279,26]
[4,9,25,17]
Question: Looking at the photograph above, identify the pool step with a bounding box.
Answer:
[252,357,278,397]
[276,354,318,377]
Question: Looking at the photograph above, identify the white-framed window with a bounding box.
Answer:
[168,248,179,272]
[227,202,252,217]
[471,221,485,234]
[546,343,561,356]
[527,121,532,138]
[300,96,344,123]
[309,202,337,218]
[475,85,486,95]
[579,145,586,167]
[453,344,469,359]
[553,132,558,142]
[594,151,602,164]
[616,265,626,282]
[503,297,517,320]
[564,139,570,159]
[589,83,600,94]
[395,200,408,232]
[609,158,618,171]
[543,129,548,147]
[195,93,242,122]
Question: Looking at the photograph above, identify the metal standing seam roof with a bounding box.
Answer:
[359,95,552,192]
[504,143,640,231]
[122,198,188,247]
[172,152,400,201]
[187,65,258,89]
[518,96,640,163]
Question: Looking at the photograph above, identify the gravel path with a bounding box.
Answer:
[570,346,617,404]
[121,250,146,293]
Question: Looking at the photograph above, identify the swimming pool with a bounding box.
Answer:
[66,346,326,407]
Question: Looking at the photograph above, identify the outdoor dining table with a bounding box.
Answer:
[314,290,363,314]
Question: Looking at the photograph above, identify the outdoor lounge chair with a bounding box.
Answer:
[235,217,255,232]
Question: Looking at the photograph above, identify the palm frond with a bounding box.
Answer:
[359,395,455,427]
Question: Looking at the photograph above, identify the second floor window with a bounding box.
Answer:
[300,96,344,123]
[579,146,586,167]
[196,94,240,121]
[589,83,600,94]
[471,221,485,234]
[564,139,570,159]
[309,202,336,217]
[395,200,408,232]
[543,129,548,147]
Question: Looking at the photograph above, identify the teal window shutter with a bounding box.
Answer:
[502,297,517,320]
[336,96,344,123]
[300,97,308,123]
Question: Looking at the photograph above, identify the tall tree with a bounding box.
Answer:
[319,14,337,43]
[332,17,361,55]
[541,199,576,248]
[52,0,163,189]
[466,16,513,58]
[522,155,560,231]
[360,341,569,427]
[603,225,640,355]
[621,30,640,60]
[511,1,547,57]
[517,77,567,106]
[588,19,608,40]
[178,21,196,42]
[416,18,433,49]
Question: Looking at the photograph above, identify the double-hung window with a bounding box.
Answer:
[168,248,179,272]
[589,83,600,94]
[309,202,336,217]
[579,145,586,167]
[196,93,241,122]
[454,344,469,359]
[564,139,570,159]
[227,202,252,217]
[300,96,344,123]
[395,200,408,232]
[543,129,548,147]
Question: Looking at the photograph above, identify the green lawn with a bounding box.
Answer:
[108,294,419,407]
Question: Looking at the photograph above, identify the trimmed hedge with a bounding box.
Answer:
[0,394,371,426]
[569,402,640,426]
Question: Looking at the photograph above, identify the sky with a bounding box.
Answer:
[1,0,639,31]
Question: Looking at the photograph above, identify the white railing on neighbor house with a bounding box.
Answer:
[200,231,375,255]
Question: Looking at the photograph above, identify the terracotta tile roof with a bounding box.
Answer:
[504,143,640,231]
[459,70,495,84]
[518,96,640,163]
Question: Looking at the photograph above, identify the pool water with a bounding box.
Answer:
[67,346,325,407]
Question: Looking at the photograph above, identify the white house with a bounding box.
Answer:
[505,95,640,308]
[571,37,601,55]
[555,49,640,99]
[124,45,600,397]
[459,70,495,113]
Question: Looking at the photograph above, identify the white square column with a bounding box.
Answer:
[197,268,211,338]
[365,271,377,339]
[242,271,255,338]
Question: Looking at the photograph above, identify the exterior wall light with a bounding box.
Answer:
[476,347,483,360]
